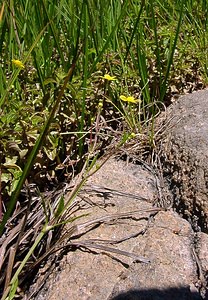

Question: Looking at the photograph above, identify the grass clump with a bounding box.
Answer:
[0,0,207,298]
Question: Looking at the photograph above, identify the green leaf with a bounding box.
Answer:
[3,161,22,171]
[19,149,28,159]
[43,77,57,85]
[1,172,12,183]
[43,146,57,161]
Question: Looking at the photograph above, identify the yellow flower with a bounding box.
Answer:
[12,59,25,69]
[101,74,116,81]
[98,100,103,108]
[120,95,139,104]
[129,132,136,138]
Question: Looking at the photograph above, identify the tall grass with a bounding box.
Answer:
[0,0,207,297]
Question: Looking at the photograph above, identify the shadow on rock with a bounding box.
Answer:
[109,286,205,300]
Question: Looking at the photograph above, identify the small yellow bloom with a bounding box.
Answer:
[129,132,136,138]
[12,59,25,69]
[120,95,139,104]
[98,100,103,108]
[101,74,116,81]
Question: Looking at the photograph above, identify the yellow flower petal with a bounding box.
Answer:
[120,95,139,104]
[101,74,116,81]
[126,96,137,103]
[12,59,25,69]
[120,95,128,101]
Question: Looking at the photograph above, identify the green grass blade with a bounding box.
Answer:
[160,0,185,101]
[89,0,128,75]
[124,0,145,63]
[149,0,162,89]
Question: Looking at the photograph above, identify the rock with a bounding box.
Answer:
[108,210,202,300]
[30,158,206,300]
[159,89,208,232]
[196,232,208,275]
